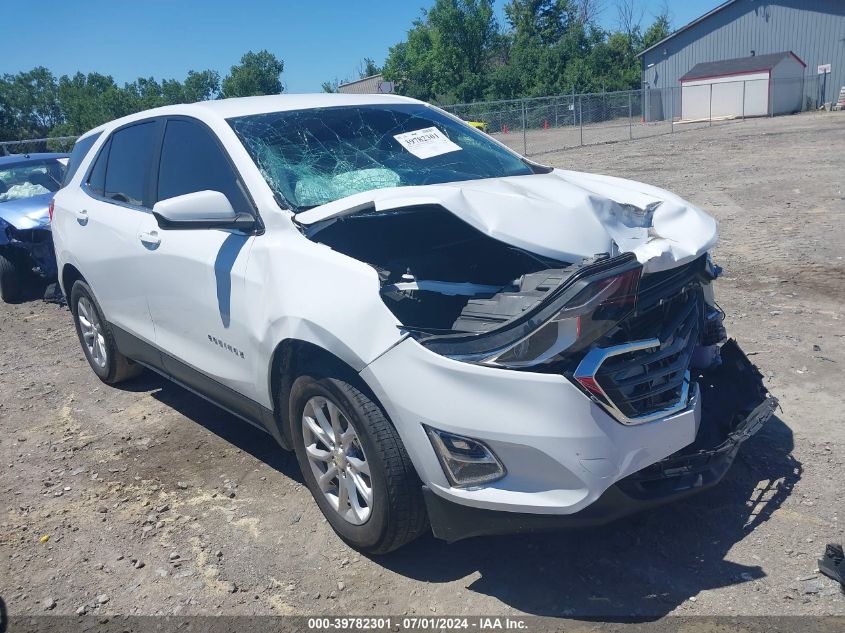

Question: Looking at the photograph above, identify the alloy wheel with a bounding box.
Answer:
[77,296,107,369]
[301,395,373,525]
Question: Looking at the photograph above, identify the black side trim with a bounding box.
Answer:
[152,210,258,232]
[112,325,164,369]
[111,324,280,441]
[423,473,721,544]
[161,352,267,428]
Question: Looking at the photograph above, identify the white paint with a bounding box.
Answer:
[297,169,718,273]
[361,335,700,513]
[152,190,236,222]
[52,93,723,521]
[682,73,770,119]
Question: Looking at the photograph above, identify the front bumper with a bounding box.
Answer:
[361,335,704,516]
[0,221,57,279]
[422,340,777,542]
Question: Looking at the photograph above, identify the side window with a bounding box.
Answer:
[157,119,251,214]
[103,121,158,207]
[87,137,111,197]
[63,132,101,186]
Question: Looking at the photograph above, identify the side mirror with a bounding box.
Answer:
[152,190,255,231]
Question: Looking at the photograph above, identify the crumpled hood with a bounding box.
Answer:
[0,192,53,231]
[295,169,718,273]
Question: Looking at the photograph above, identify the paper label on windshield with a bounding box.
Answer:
[393,127,462,159]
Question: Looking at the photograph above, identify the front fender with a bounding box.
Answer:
[257,314,404,409]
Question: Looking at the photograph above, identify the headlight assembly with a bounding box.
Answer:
[418,253,642,369]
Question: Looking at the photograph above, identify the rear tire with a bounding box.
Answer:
[290,373,428,554]
[70,280,142,384]
[0,253,22,303]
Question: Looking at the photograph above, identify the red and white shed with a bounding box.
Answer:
[679,51,806,120]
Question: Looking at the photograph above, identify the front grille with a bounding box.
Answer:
[594,290,702,419]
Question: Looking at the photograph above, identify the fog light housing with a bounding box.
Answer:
[425,426,505,487]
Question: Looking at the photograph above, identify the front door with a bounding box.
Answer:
[137,117,261,413]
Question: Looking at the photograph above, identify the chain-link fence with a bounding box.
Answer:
[0,135,77,156]
[443,74,830,157]
[0,74,834,160]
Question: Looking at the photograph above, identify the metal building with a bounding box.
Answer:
[337,74,395,95]
[638,0,845,121]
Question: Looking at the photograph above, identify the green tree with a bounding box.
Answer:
[383,0,498,103]
[642,13,671,49]
[499,0,592,96]
[360,57,381,78]
[0,67,61,139]
[183,70,221,102]
[383,32,435,100]
[382,0,673,103]
[53,72,130,136]
[504,0,576,46]
[221,50,284,98]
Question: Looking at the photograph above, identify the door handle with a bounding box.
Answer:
[139,230,161,247]
[75,208,88,225]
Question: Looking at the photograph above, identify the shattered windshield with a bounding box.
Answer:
[228,104,534,211]
[0,159,64,203]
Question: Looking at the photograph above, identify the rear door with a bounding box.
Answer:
[136,116,261,410]
[70,120,161,354]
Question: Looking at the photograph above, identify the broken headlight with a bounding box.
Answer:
[420,254,642,368]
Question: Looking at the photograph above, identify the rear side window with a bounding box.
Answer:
[157,119,251,214]
[62,132,101,187]
[103,121,158,207]
[87,138,111,197]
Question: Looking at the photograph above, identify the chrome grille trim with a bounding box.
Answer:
[574,337,694,426]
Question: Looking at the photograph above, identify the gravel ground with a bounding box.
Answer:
[1,112,844,620]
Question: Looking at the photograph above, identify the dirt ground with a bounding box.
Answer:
[2,112,844,620]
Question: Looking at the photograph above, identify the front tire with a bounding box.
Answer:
[0,253,22,303]
[70,280,142,384]
[290,374,428,554]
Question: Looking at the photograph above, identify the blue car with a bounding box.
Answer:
[0,152,68,302]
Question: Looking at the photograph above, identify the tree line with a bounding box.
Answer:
[0,50,284,144]
[381,0,671,104]
[1,1,672,144]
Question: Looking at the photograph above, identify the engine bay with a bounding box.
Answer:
[307,205,577,333]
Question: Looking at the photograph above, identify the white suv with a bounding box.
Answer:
[52,94,776,552]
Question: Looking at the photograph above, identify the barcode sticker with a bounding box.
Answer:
[393,127,462,159]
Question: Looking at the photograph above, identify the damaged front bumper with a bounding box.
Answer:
[0,218,57,279]
[420,340,777,543]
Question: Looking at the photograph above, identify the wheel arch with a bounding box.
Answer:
[61,263,85,310]
[268,338,386,451]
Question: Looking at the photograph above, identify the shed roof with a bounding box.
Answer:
[679,51,806,81]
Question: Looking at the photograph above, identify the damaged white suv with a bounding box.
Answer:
[52,94,777,553]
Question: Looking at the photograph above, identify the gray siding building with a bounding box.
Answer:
[638,0,845,120]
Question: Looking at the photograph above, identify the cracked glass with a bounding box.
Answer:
[228,104,534,211]
[0,159,64,203]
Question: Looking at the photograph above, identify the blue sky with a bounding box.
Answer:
[0,0,719,92]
